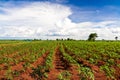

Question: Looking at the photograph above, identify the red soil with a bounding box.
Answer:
[0,51,49,80]
[114,59,120,80]
[69,65,80,80]
[0,70,5,79]
[47,46,80,80]
[0,62,24,79]
[97,60,106,66]
[114,66,120,80]
[47,47,66,80]
[0,45,119,80]
[11,62,25,71]
[78,58,107,80]
[14,51,49,80]
[64,46,108,80]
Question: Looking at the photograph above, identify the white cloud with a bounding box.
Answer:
[0,2,120,40]
[0,2,72,38]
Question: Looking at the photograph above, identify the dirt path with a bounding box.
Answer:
[69,65,80,80]
[47,46,80,80]
[47,46,70,80]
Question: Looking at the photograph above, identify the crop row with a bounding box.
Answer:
[0,41,57,79]
[62,41,120,79]
[0,41,120,80]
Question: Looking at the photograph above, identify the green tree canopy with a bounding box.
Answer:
[88,33,98,41]
[115,36,118,40]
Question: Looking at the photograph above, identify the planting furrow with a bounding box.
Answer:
[47,46,71,80]
[0,48,44,73]
[0,51,49,80]
[61,45,81,80]
[78,58,107,80]
[0,62,25,79]
[14,51,50,80]
[64,45,107,80]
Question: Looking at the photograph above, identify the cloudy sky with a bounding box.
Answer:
[0,0,120,40]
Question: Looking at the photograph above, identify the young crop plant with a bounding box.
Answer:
[12,70,20,77]
[37,49,46,57]
[28,54,38,63]
[1,40,120,79]
[100,65,115,79]
[57,71,71,80]
[79,66,94,80]
[23,62,31,69]
[5,67,13,80]
[31,65,47,80]
[107,59,115,65]
[31,46,55,79]
[45,50,54,71]
[89,58,96,64]
[62,45,95,80]
[0,57,13,64]
[13,59,19,65]
[31,65,48,79]
[61,45,77,64]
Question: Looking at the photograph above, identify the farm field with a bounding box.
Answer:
[0,40,120,80]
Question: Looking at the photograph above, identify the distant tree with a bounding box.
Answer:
[88,33,98,41]
[34,39,38,41]
[115,36,118,40]
[67,38,70,41]
[56,38,59,41]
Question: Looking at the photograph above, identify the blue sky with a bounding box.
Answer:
[69,0,120,7]
[1,0,120,22]
[1,0,120,7]
[0,0,120,40]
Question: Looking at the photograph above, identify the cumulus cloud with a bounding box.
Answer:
[0,2,120,40]
[0,2,72,38]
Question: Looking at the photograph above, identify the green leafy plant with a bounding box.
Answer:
[100,65,115,79]
[12,70,20,77]
[5,67,13,80]
[31,65,48,79]
[79,67,94,80]
[57,71,71,80]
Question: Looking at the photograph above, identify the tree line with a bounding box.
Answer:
[56,33,118,41]
[87,33,118,41]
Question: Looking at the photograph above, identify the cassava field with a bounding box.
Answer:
[0,40,120,80]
